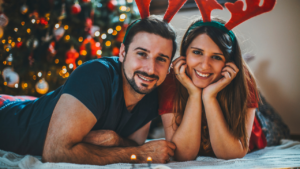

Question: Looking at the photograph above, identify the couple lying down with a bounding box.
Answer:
[0,0,280,165]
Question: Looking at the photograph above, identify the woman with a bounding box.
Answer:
[158,18,267,161]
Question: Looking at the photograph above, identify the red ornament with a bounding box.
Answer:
[71,3,81,14]
[107,0,117,11]
[85,18,93,34]
[40,17,48,26]
[79,36,101,56]
[16,42,23,48]
[65,47,79,69]
[82,0,91,2]
[48,41,56,55]
[112,47,119,56]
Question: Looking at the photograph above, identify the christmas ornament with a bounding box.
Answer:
[85,18,93,34]
[79,36,101,56]
[35,78,49,94]
[71,3,81,15]
[6,53,13,62]
[40,17,48,26]
[20,4,29,14]
[2,67,19,88]
[58,3,66,20]
[29,11,39,19]
[0,13,9,27]
[48,41,56,55]
[82,0,91,2]
[107,0,117,12]
[65,46,79,69]
[33,39,39,48]
[53,27,65,41]
[91,25,100,37]
[0,27,3,39]
[16,41,23,48]
[42,32,53,42]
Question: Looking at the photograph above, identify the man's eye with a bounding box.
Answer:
[157,57,166,62]
[212,55,222,60]
[137,52,147,57]
[193,50,203,55]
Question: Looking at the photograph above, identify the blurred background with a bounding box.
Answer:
[0,0,299,137]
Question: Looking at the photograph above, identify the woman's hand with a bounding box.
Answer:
[173,56,202,96]
[202,62,239,100]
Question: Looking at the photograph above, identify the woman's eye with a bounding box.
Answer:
[212,55,223,60]
[193,50,203,55]
[157,57,166,62]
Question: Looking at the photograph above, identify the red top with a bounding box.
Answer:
[158,71,267,154]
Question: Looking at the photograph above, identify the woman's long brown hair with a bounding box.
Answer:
[172,18,259,150]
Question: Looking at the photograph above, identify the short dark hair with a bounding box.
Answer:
[123,16,177,60]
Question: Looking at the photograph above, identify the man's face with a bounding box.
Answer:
[119,32,173,94]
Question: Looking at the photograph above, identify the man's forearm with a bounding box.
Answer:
[43,142,144,165]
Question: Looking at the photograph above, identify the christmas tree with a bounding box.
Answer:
[0,0,139,96]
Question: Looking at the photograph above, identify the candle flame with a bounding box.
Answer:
[147,157,152,162]
[131,154,136,160]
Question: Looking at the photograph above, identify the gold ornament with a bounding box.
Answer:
[35,78,49,94]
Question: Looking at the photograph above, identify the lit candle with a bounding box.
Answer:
[147,156,152,168]
[131,154,136,169]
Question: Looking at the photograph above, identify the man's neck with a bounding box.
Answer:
[122,70,145,112]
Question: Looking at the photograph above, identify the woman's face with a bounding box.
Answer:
[186,33,226,88]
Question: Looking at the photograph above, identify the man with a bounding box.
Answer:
[0,16,177,165]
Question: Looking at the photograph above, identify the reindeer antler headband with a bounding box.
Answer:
[185,0,276,44]
[123,0,188,43]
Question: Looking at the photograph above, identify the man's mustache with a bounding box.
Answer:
[134,71,159,80]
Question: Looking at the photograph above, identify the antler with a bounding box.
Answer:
[135,0,152,19]
[225,0,276,30]
[163,0,188,23]
[194,0,223,22]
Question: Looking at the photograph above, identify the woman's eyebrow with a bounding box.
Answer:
[191,47,224,56]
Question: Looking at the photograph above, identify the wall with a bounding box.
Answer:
[168,0,300,134]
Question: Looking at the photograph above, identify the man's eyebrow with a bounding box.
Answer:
[158,53,170,60]
[191,47,224,56]
[134,47,150,52]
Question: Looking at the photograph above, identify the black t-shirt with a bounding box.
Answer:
[0,57,159,155]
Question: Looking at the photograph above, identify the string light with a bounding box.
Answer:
[64,25,69,30]
[95,42,101,47]
[105,41,111,47]
[107,28,113,34]
[120,14,126,20]
[38,72,42,77]
[112,30,117,36]
[3,61,7,65]
[2,39,5,44]
[36,19,40,24]
[78,37,83,42]
[97,50,102,55]
[6,48,10,52]
[101,33,107,39]
[55,23,60,28]
[127,0,133,3]
[4,82,7,86]
[120,6,126,11]
[94,31,100,37]
[11,42,15,47]
[55,59,59,64]
[17,37,21,42]
[8,40,12,44]
[33,75,36,80]
[65,35,70,41]
[69,63,74,69]
[80,50,87,56]
[62,68,67,74]
[21,21,25,26]
[22,83,28,89]
[31,19,36,24]
[65,72,69,78]
[27,28,31,33]
[78,60,82,66]
[15,84,18,88]
[48,71,51,76]
[126,7,131,12]
[14,28,18,32]
[116,25,122,31]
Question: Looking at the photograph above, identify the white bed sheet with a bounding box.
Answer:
[1,139,300,169]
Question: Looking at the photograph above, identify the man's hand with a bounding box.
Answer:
[83,130,120,147]
[138,140,176,163]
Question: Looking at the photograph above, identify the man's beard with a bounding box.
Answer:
[122,59,159,95]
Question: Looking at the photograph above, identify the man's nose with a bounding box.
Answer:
[146,58,156,75]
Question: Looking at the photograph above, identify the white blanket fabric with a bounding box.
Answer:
[1,139,300,169]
